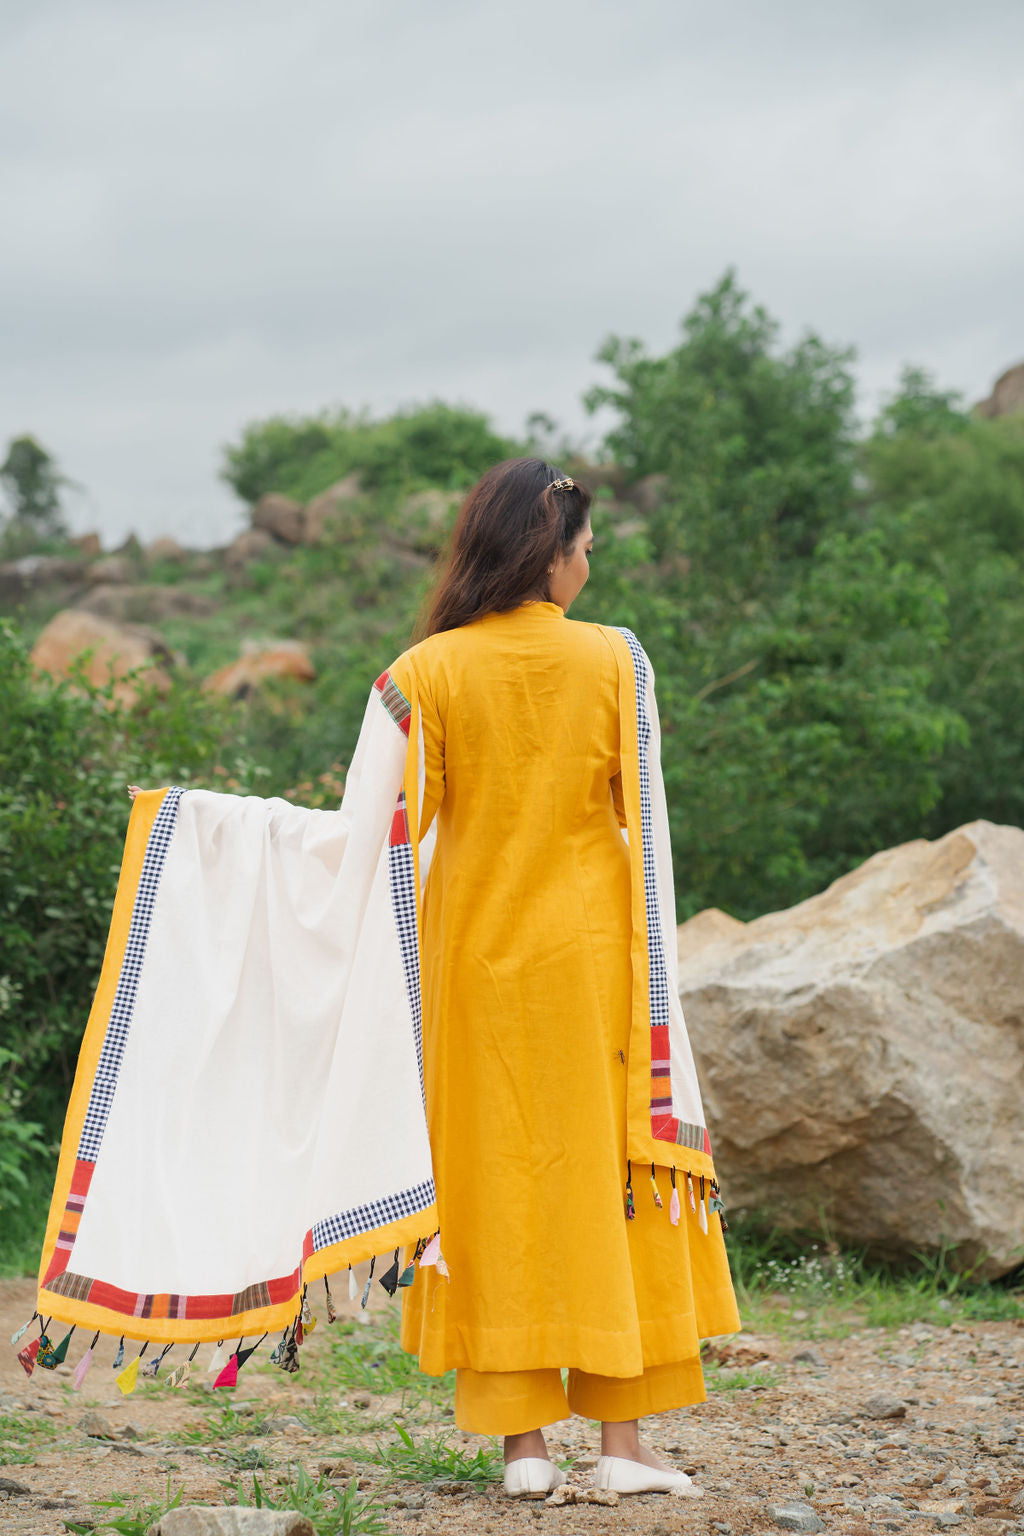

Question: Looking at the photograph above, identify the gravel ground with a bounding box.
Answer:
[2,1276,1022,1536]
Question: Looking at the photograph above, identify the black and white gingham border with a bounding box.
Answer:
[614,629,671,1042]
[77,787,186,1162]
[388,840,425,1098]
[311,1176,436,1251]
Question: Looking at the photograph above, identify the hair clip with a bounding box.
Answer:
[550,476,575,491]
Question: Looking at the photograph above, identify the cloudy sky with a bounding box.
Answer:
[2,0,1022,547]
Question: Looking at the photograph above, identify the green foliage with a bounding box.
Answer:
[65,1481,185,1536]
[371,1422,503,1484]
[221,400,522,506]
[0,434,69,554]
[0,625,263,1205]
[235,1467,389,1536]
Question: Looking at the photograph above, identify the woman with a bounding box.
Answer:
[380,458,739,1494]
[36,458,737,1495]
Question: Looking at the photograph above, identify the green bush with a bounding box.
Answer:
[0,625,263,1211]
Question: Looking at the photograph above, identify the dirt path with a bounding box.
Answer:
[1,1276,1022,1535]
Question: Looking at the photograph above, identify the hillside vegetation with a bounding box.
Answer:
[3,271,1024,1256]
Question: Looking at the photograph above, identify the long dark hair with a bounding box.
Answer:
[420,457,591,636]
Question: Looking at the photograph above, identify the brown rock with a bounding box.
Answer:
[31,610,173,704]
[69,532,102,557]
[0,554,83,604]
[85,555,136,585]
[304,473,364,544]
[252,493,305,545]
[146,536,188,562]
[678,820,1024,1276]
[975,362,1024,419]
[224,528,276,573]
[150,1512,315,1535]
[203,640,316,699]
[77,584,216,624]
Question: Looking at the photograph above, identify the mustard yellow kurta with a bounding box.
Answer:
[391,602,739,1383]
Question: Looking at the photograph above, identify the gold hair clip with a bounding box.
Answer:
[550,477,575,491]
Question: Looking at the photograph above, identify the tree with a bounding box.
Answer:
[0,435,68,549]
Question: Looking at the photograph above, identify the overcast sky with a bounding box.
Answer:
[2,0,1022,548]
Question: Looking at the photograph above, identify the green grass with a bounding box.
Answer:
[370,1422,503,1484]
[234,1466,390,1536]
[310,1310,454,1416]
[0,1409,60,1465]
[702,1363,784,1393]
[65,1481,185,1536]
[169,1400,277,1446]
[725,1220,1024,1337]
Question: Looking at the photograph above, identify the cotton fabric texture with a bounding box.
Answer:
[38,602,737,1397]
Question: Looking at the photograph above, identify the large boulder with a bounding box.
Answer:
[678,821,1024,1277]
[30,610,173,704]
[397,487,461,553]
[146,536,188,563]
[0,554,84,606]
[203,640,316,699]
[85,555,137,586]
[223,528,276,574]
[975,362,1024,419]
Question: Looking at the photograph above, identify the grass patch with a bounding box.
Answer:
[313,1310,454,1413]
[725,1219,1024,1337]
[0,1409,60,1465]
[703,1363,784,1393]
[169,1400,277,1446]
[371,1422,502,1484]
[65,1481,185,1535]
[234,1466,390,1536]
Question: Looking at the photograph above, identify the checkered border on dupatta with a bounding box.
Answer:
[615,628,710,1155]
[77,786,186,1162]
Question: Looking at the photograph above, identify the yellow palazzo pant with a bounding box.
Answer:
[455,1359,707,1435]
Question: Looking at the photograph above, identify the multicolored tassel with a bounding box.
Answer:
[669,1168,681,1227]
[10,1315,36,1346]
[649,1163,663,1209]
[38,1326,74,1369]
[166,1360,191,1390]
[207,1341,227,1375]
[398,1262,416,1288]
[235,1333,266,1372]
[348,1266,359,1301]
[112,1335,125,1370]
[435,1248,450,1279]
[300,1289,313,1327]
[144,1343,173,1378]
[324,1278,337,1323]
[18,1337,40,1377]
[73,1332,100,1391]
[709,1180,728,1232]
[699,1175,708,1235]
[360,1256,376,1309]
[625,1161,636,1221]
[272,1325,299,1374]
[686,1173,697,1214]
[419,1233,441,1267]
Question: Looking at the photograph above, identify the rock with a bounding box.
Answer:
[677,820,1024,1277]
[31,610,173,704]
[203,640,316,699]
[149,1511,315,1535]
[70,532,103,556]
[224,528,276,574]
[77,583,216,624]
[861,1395,908,1420]
[397,488,461,554]
[0,1477,31,1494]
[583,1487,619,1505]
[0,553,84,603]
[545,1483,578,1505]
[791,1348,827,1367]
[252,493,306,546]
[147,537,188,563]
[85,555,137,585]
[78,1410,115,1438]
[303,473,364,544]
[975,362,1024,419]
[764,1501,825,1532]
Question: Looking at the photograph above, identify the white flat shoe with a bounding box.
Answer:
[594,1454,703,1496]
[503,1457,568,1497]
